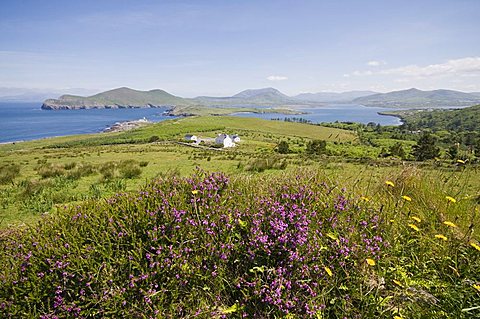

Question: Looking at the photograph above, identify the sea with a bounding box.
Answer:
[0,102,401,143]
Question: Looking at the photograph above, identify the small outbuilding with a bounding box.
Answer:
[185,134,198,142]
[231,134,241,143]
[215,133,235,148]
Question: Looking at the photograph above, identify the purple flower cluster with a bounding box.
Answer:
[0,170,389,318]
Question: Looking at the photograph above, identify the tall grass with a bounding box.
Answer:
[0,168,478,318]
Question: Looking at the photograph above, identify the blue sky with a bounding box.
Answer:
[1,0,479,96]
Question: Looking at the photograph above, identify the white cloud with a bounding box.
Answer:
[353,57,480,78]
[367,60,386,67]
[266,75,288,81]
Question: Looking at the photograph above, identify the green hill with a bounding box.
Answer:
[354,88,480,108]
[399,104,480,132]
[42,87,191,110]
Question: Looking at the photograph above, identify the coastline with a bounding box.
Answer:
[102,117,152,133]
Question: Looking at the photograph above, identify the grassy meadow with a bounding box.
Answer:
[1,115,479,318]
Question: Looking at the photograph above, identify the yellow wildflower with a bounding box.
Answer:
[457,159,465,164]
[394,316,403,319]
[191,190,199,195]
[390,219,395,223]
[324,266,333,277]
[443,221,457,228]
[408,224,420,231]
[361,196,370,202]
[366,258,376,266]
[474,284,480,292]
[385,181,395,187]
[470,242,480,251]
[402,195,412,202]
[411,216,421,223]
[393,279,403,287]
[435,234,448,241]
[445,196,456,203]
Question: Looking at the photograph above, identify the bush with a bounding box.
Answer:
[118,160,142,179]
[37,163,65,179]
[1,169,479,318]
[0,164,20,185]
[306,139,327,155]
[276,140,290,154]
[148,135,160,143]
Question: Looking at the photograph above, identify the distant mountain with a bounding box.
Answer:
[0,87,98,102]
[193,87,296,106]
[42,87,191,110]
[294,90,378,102]
[233,87,288,99]
[470,92,480,98]
[353,88,480,108]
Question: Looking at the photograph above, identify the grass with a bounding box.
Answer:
[0,115,480,317]
[0,116,357,227]
[0,168,478,318]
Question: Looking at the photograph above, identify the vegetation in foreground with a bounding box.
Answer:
[1,168,479,318]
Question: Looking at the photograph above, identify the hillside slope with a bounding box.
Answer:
[400,104,480,132]
[42,87,191,110]
[354,88,480,108]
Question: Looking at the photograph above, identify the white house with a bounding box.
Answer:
[184,134,198,142]
[215,133,235,148]
[231,134,241,143]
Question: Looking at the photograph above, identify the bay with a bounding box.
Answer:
[0,102,173,143]
[1,102,402,144]
[231,104,402,126]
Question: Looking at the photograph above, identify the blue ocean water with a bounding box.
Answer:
[1,102,402,143]
[0,102,173,143]
[232,104,402,126]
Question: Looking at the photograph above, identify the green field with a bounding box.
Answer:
[1,115,479,318]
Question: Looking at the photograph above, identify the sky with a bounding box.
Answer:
[1,0,479,97]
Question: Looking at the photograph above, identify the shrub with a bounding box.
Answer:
[148,135,160,143]
[99,162,117,180]
[0,164,20,185]
[1,169,478,318]
[63,162,77,170]
[37,163,65,179]
[306,139,327,155]
[118,160,142,179]
[276,141,290,154]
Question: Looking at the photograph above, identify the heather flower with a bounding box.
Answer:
[443,221,457,228]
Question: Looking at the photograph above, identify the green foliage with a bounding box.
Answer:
[118,160,142,179]
[148,135,160,143]
[0,169,479,318]
[276,140,290,154]
[447,144,459,160]
[306,139,327,155]
[412,132,440,161]
[244,157,288,172]
[389,142,407,159]
[0,164,20,185]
